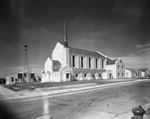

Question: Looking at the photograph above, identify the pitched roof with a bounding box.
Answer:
[53,60,61,71]
[126,68,137,72]
[69,47,105,59]
[53,60,61,66]
[106,58,118,65]
[138,68,149,72]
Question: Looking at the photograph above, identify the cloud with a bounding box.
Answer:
[136,43,150,48]
[121,54,150,69]
[114,0,144,18]
[135,43,150,55]
[121,43,150,68]
[135,48,150,55]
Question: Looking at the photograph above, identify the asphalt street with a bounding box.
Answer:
[1,80,150,119]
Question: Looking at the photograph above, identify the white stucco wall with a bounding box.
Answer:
[115,59,125,79]
[41,57,53,82]
[52,42,70,67]
[6,75,16,85]
[125,69,132,78]
[141,71,145,77]
[52,42,64,66]
[104,65,116,79]
[45,57,53,73]
[52,72,60,82]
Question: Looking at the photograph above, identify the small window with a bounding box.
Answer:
[76,74,78,78]
[24,73,27,77]
[118,73,120,77]
[18,73,22,78]
[122,65,124,69]
[84,74,86,77]
[66,73,69,79]
[99,74,101,78]
[122,73,124,77]
[15,78,17,82]
[120,60,121,63]
[11,77,14,82]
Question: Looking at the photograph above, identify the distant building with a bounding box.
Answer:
[125,68,132,78]
[0,78,6,84]
[125,68,141,78]
[6,71,38,85]
[138,68,150,77]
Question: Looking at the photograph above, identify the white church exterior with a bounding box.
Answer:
[41,43,126,82]
[41,25,125,82]
[41,42,107,82]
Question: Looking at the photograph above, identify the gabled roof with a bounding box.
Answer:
[58,42,105,59]
[126,68,137,72]
[106,57,118,65]
[53,60,61,66]
[53,60,61,71]
[97,51,113,60]
[69,47,105,59]
[138,68,148,72]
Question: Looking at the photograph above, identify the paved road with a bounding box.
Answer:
[1,80,150,119]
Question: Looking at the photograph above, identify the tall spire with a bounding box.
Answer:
[64,21,69,47]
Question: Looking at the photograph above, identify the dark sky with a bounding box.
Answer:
[0,0,150,77]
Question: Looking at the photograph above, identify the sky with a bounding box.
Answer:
[0,0,150,77]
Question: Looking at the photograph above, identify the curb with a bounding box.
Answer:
[1,79,150,100]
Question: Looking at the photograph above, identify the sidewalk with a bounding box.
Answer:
[0,79,149,100]
[0,85,16,99]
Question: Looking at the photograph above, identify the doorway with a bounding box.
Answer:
[109,73,112,79]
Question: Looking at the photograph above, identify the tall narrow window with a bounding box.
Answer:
[102,59,104,69]
[122,65,124,69]
[72,55,75,67]
[81,57,83,68]
[11,77,14,82]
[122,73,124,77]
[24,73,27,77]
[118,73,120,77]
[96,59,98,69]
[89,58,91,68]
[118,65,119,69]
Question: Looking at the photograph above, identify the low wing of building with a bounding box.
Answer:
[125,68,140,78]
[103,57,125,79]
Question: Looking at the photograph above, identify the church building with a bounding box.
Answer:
[41,24,125,82]
[41,24,108,82]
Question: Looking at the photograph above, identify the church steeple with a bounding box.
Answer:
[64,21,69,47]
